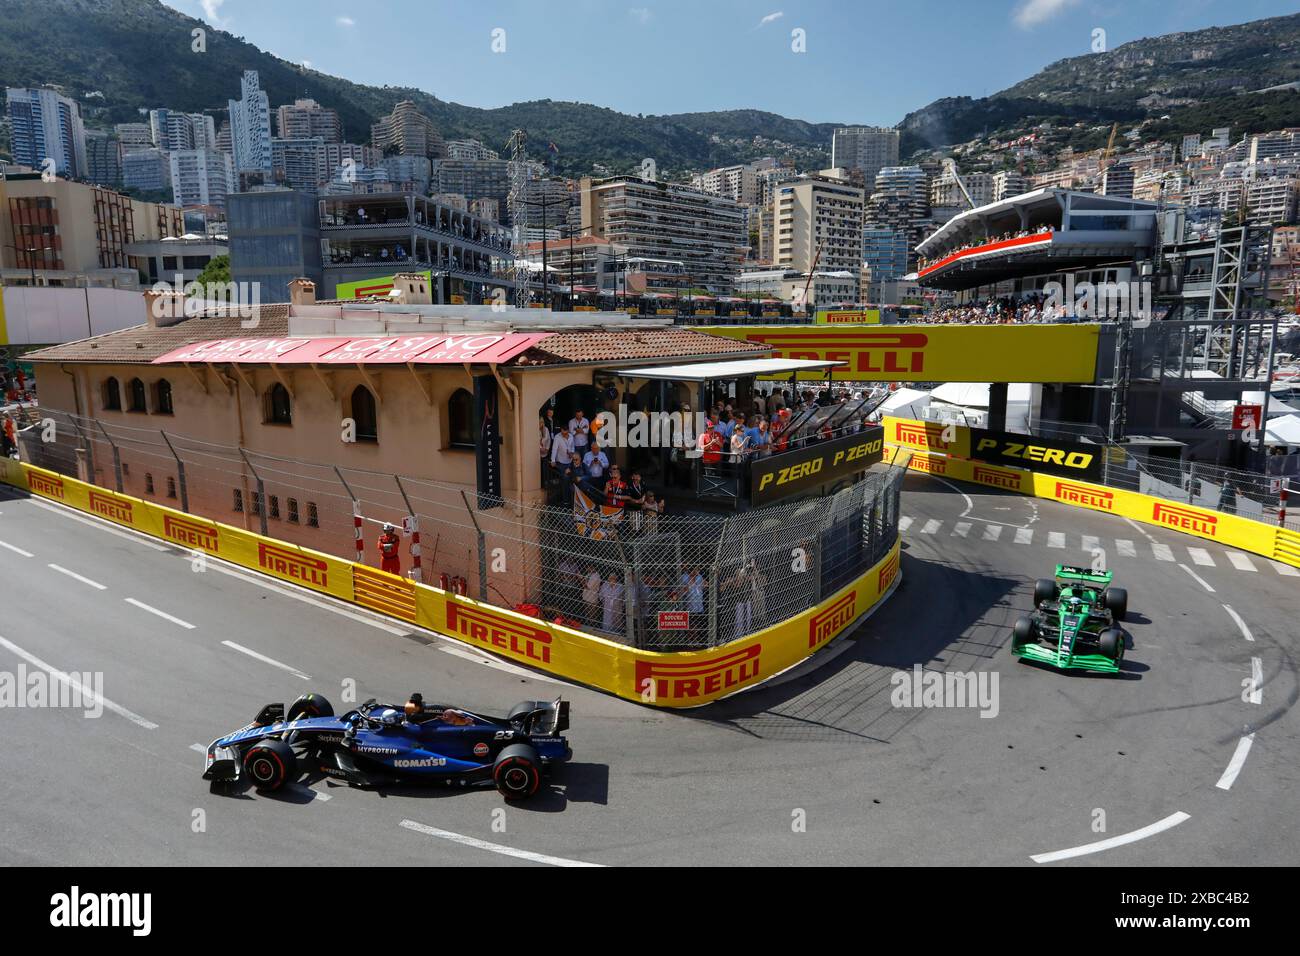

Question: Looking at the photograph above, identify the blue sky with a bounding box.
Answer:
[165,0,1297,124]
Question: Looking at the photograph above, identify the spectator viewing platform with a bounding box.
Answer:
[916,188,1161,290]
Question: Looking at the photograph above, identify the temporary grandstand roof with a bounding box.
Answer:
[607,357,845,381]
[929,382,1035,408]
[1265,413,1300,445]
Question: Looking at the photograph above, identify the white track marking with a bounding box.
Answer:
[1081,534,1100,553]
[1216,735,1255,791]
[285,783,332,802]
[1046,532,1065,549]
[1187,547,1215,567]
[1152,543,1174,562]
[189,743,206,753]
[437,643,567,685]
[982,524,1002,541]
[1270,560,1300,577]
[400,819,603,867]
[1030,812,1190,864]
[1179,563,1215,593]
[30,498,168,551]
[125,598,196,629]
[1225,552,1256,572]
[48,563,107,590]
[1116,539,1136,557]
[920,519,942,535]
[0,540,34,557]
[1123,517,1159,544]
[0,633,158,729]
[221,640,311,680]
[933,477,974,517]
[952,522,971,538]
[1014,527,1033,545]
[1222,605,1255,642]
[898,516,913,532]
[1248,658,1263,705]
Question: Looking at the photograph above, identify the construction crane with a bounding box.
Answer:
[800,236,825,314]
[506,129,530,308]
[1100,122,1119,171]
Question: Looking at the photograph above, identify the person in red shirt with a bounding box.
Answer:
[378,523,402,575]
[701,422,723,464]
[603,466,629,509]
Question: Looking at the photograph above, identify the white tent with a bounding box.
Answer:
[928,381,1035,408]
[1265,413,1300,446]
[876,387,931,419]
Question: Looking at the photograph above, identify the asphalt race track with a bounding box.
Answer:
[0,472,1295,866]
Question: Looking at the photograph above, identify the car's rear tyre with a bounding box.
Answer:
[493,743,542,801]
[287,693,334,721]
[1033,578,1059,605]
[1099,628,1124,664]
[1012,616,1036,650]
[1103,587,1128,622]
[243,738,297,792]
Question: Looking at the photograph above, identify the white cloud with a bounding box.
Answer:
[199,0,227,26]
[1013,0,1078,29]
[336,16,355,27]
[628,7,652,25]
[301,59,312,69]
[757,11,784,28]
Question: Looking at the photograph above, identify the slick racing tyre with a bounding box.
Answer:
[493,744,542,800]
[1098,628,1125,666]
[1103,588,1128,622]
[287,692,334,721]
[1012,616,1036,651]
[243,739,298,792]
[1033,578,1059,606]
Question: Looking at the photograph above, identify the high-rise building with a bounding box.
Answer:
[772,171,865,293]
[865,166,929,271]
[371,100,445,160]
[930,160,993,209]
[228,70,273,174]
[115,122,154,153]
[431,158,511,218]
[271,137,327,190]
[5,87,87,177]
[862,228,910,282]
[693,159,776,206]
[446,139,499,161]
[831,126,899,193]
[274,98,342,143]
[991,170,1029,202]
[325,142,382,171]
[169,148,235,209]
[84,130,122,187]
[149,109,216,153]
[580,175,746,293]
[1101,162,1136,199]
[514,178,575,232]
[122,148,171,194]
[227,189,322,303]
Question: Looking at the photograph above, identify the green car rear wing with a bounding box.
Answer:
[1054,564,1112,586]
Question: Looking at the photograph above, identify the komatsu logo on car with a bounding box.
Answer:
[635,644,761,701]
[446,602,552,664]
[163,514,220,550]
[394,756,447,768]
[27,471,65,499]
[257,542,329,587]
[1055,481,1114,511]
[87,490,134,524]
[1152,502,1218,537]
[972,465,1022,490]
[809,592,856,648]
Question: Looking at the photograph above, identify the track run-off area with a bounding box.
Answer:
[0,470,1295,866]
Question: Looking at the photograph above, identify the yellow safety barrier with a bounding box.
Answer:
[882,416,1299,568]
[0,458,902,707]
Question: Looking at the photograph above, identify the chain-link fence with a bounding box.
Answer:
[16,408,904,649]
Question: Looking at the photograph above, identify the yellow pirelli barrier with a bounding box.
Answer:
[883,416,1299,568]
[0,459,902,707]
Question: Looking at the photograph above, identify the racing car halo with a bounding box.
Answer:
[1011,565,1128,674]
[202,692,571,800]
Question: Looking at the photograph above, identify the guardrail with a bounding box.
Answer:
[0,456,903,708]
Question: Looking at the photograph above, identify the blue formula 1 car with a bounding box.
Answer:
[202,692,570,800]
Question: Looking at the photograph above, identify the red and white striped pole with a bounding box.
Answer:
[409,516,421,581]
[352,501,365,562]
[1279,478,1289,529]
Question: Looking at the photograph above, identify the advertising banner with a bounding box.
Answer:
[750,425,885,505]
[969,428,1102,481]
[474,374,502,508]
[814,309,880,325]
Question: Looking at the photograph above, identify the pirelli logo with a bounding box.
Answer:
[878,550,900,592]
[893,420,955,451]
[635,644,761,701]
[972,465,1022,490]
[258,542,329,588]
[446,602,552,664]
[809,592,856,648]
[1152,502,1218,537]
[28,471,65,500]
[87,490,134,525]
[1055,481,1114,511]
[163,514,220,551]
[750,331,928,375]
[909,452,947,475]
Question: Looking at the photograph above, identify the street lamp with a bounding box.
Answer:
[5,243,55,285]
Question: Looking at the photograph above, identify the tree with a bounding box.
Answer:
[191,254,232,299]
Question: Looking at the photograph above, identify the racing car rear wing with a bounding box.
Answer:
[1055,564,1112,586]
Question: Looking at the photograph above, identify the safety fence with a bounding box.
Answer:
[0,454,903,708]
[15,408,904,650]
[882,416,1300,569]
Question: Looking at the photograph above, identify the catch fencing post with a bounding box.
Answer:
[334,466,363,562]
[94,420,123,492]
[1280,478,1290,529]
[394,475,421,581]
[238,448,269,537]
[65,414,95,484]
[459,490,488,602]
[159,431,189,513]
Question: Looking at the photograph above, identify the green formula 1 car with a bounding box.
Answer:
[1011,565,1128,674]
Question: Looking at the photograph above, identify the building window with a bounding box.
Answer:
[166,476,177,499]
[144,473,154,495]
[448,388,474,448]
[269,495,280,519]
[251,490,262,516]
[264,383,292,425]
[233,489,244,513]
[153,379,174,415]
[127,378,147,413]
[287,498,300,523]
[306,501,319,528]
[102,377,121,411]
[349,385,378,442]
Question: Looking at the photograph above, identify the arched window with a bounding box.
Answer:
[448,388,474,448]
[102,377,121,411]
[126,378,147,413]
[153,379,173,415]
[349,385,377,443]
[264,383,292,425]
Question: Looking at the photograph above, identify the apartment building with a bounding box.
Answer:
[865,165,929,269]
[5,87,87,178]
[580,175,747,294]
[169,148,235,209]
[114,123,154,153]
[371,100,445,160]
[446,139,499,161]
[122,148,171,194]
[431,158,512,220]
[271,137,327,191]
[84,130,122,187]
[693,159,776,206]
[831,126,899,191]
[149,109,216,153]
[772,171,865,299]
[991,170,1028,202]
[274,99,342,144]
[930,161,993,209]
[228,70,273,174]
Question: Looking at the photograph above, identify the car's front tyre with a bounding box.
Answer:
[1034,578,1059,605]
[1103,587,1128,622]
[1098,628,1124,666]
[243,738,298,792]
[1012,616,1036,651]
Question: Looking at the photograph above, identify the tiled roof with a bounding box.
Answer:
[517,328,769,365]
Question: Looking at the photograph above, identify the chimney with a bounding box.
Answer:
[288,277,317,306]
[392,272,432,305]
[143,289,187,329]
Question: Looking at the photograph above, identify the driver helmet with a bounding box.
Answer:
[383,522,396,533]
[377,706,401,725]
